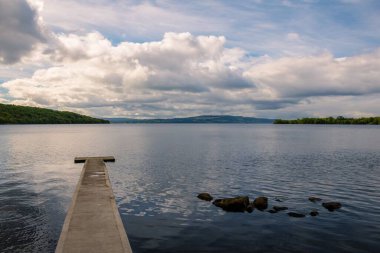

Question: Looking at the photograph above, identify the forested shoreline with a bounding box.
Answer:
[0,103,109,124]
[274,116,380,125]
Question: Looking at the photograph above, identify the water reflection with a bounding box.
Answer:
[0,124,379,253]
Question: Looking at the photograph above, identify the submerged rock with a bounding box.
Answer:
[309,197,322,203]
[197,193,213,201]
[273,206,288,212]
[322,202,342,211]
[253,197,268,211]
[288,212,306,218]
[310,210,319,216]
[213,196,250,212]
[246,203,254,213]
[275,197,283,202]
[268,206,288,213]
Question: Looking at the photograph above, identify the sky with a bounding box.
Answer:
[0,0,380,119]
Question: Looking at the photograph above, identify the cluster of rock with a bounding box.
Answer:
[197,193,341,218]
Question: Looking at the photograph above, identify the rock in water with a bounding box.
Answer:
[322,202,342,211]
[309,197,322,203]
[213,196,250,212]
[310,210,319,216]
[268,206,287,213]
[273,206,288,212]
[246,203,254,213]
[197,193,213,201]
[253,197,268,211]
[288,212,306,218]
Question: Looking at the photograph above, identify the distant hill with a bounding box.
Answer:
[274,116,380,125]
[106,115,274,124]
[0,103,109,124]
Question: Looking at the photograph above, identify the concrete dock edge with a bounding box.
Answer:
[55,157,132,253]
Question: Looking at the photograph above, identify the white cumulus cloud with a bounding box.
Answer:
[1,0,380,118]
[246,50,380,99]
[2,32,254,117]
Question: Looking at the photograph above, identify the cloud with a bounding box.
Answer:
[35,0,380,58]
[1,0,379,118]
[0,0,47,64]
[2,32,253,116]
[286,32,300,41]
[38,0,224,42]
[259,94,380,119]
[2,29,380,118]
[245,50,380,99]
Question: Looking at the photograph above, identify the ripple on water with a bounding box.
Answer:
[1,124,380,253]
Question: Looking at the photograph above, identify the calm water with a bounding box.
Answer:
[0,124,379,253]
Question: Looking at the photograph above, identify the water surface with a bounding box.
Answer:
[0,124,379,252]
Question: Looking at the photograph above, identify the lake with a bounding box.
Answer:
[0,124,379,253]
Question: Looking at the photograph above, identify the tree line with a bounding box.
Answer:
[273,116,380,125]
[0,103,109,124]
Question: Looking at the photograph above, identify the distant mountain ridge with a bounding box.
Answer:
[0,103,109,124]
[106,115,274,124]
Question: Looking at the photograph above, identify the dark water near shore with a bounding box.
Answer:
[0,124,379,253]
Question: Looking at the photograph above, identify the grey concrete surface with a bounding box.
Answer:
[56,157,132,253]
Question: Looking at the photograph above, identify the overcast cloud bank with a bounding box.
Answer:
[0,0,379,118]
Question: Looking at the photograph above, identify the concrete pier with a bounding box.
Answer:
[56,157,132,253]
